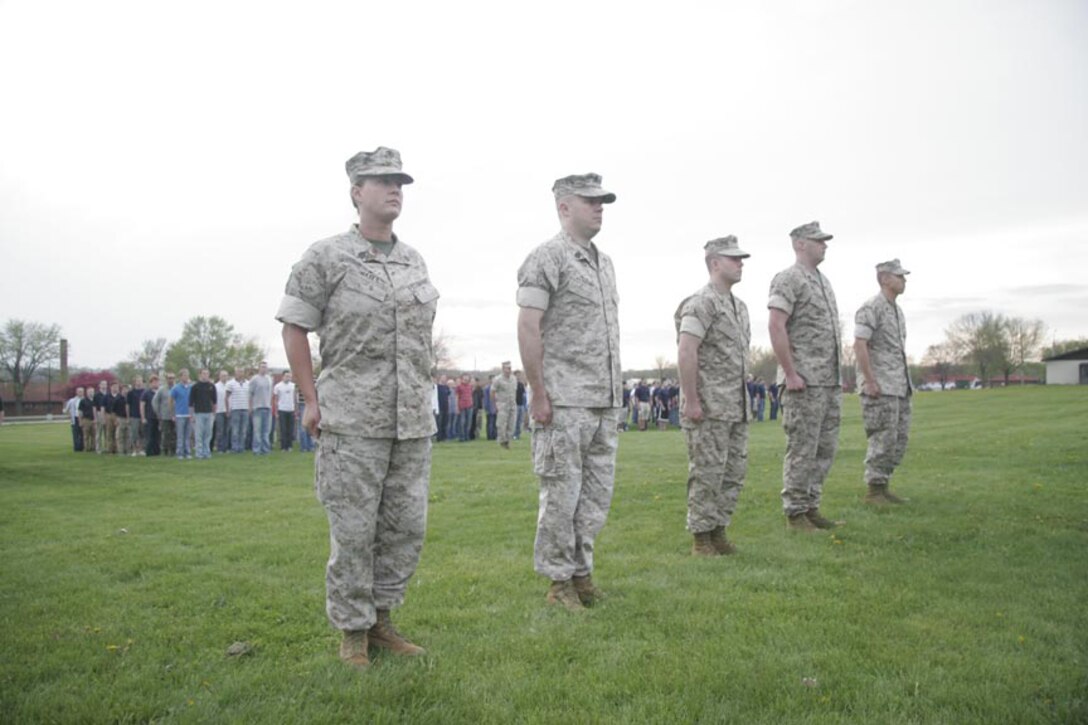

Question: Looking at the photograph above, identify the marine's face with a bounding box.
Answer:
[353,177,403,223]
[563,195,605,239]
[502,363,512,376]
[712,255,744,285]
[886,273,906,295]
[799,237,827,266]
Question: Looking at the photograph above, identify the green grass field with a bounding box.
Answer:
[1,387,1086,723]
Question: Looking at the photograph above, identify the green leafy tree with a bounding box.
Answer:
[0,319,62,414]
[163,316,266,375]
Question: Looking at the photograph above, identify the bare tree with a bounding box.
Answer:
[922,342,957,389]
[0,319,62,414]
[748,345,778,382]
[114,337,169,382]
[654,355,675,381]
[432,329,456,372]
[944,311,1009,387]
[1004,317,1046,384]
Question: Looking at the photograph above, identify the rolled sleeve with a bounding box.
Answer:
[276,294,322,331]
[517,286,551,310]
[854,323,874,340]
[679,315,706,339]
[768,294,792,314]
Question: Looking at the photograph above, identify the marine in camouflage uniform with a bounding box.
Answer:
[277,147,437,667]
[491,361,518,447]
[675,236,752,556]
[854,259,913,505]
[768,221,843,531]
[517,173,622,610]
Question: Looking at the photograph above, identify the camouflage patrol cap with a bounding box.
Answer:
[345,147,414,184]
[789,221,833,241]
[876,259,910,275]
[552,173,616,203]
[704,235,750,258]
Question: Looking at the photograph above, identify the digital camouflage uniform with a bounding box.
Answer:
[276,225,438,633]
[518,228,622,582]
[491,372,518,444]
[768,262,842,517]
[855,291,912,488]
[675,284,751,533]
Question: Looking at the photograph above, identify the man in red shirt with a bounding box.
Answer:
[455,374,474,442]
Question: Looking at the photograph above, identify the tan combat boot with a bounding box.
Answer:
[709,526,737,555]
[692,531,719,557]
[546,579,586,611]
[865,484,890,505]
[806,509,837,529]
[339,630,370,668]
[882,487,907,504]
[572,574,604,607]
[368,610,425,656]
[787,513,818,532]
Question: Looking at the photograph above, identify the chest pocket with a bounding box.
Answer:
[412,281,440,305]
[340,266,391,307]
[566,269,603,305]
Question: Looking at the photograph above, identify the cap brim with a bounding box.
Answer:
[355,167,414,184]
[579,190,617,204]
[810,233,833,242]
[712,250,751,259]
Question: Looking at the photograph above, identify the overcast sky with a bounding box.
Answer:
[2,0,1086,374]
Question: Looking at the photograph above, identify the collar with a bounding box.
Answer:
[351,225,412,265]
[560,230,598,265]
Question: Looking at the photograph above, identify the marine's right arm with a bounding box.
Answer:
[769,308,805,391]
[282,323,320,437]
[517,307,550,426]
[677,332,703,423]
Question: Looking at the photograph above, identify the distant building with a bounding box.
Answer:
[1043,347,1088,385]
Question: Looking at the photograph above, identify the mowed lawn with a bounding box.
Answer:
[1,387,1085,723]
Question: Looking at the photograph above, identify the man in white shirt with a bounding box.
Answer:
[273,370,297,451]
[214,370,230,453]
[225,367,250,454]
[64,387,84,452]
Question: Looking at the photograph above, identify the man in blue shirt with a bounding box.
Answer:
[171,369,194,460]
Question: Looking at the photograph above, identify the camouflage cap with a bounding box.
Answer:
[789,221,833,241]
[345,147,414,184]
[552,173,616,203]
[704,235,750,258]
[876,258,910,275]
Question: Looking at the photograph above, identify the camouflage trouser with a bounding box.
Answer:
[161,420,177,457]
[781,386,841,516]
[684,419,749,533]
[316,433,431,632]
[861,394,912,486]
[532,407,620,581]
[496,403,517,444]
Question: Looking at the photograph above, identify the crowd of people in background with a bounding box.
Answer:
[60,361,315,458]
[53,360,784,458]
[427,368,785,445]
